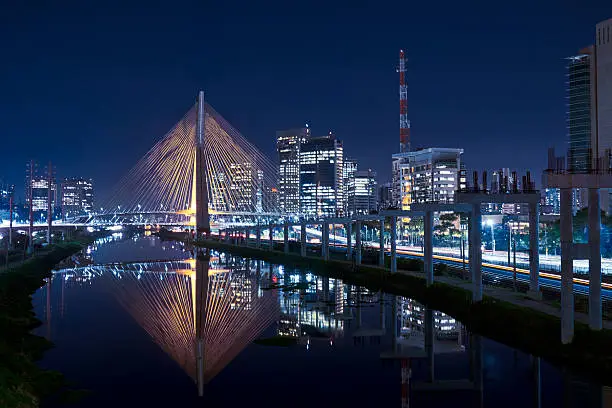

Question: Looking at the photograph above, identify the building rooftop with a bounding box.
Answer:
[392,147,464,159]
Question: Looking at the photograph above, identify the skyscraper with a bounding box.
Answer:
[277,127,309,214]
[565,18,612,213]
[299,134,344,217]
[347,169,378,215]
[596,19,612,162]
[567,48,595,173]
[25,161,56,214]
[61,178,94,219]
[342,158,358,215]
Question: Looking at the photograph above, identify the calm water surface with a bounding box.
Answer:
[34,234,610,407]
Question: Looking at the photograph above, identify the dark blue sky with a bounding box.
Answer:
[1,1,610,201]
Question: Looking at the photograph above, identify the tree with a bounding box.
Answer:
[433,213,460,247]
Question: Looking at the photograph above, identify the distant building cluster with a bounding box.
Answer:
[275,126,377,218]
[0,161,94,224]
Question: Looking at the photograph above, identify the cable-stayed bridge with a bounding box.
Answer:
[86,91,283,231]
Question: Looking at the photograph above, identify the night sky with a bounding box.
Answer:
[1,1,610,201]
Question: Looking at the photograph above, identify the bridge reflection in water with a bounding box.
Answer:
[96,252,279,396]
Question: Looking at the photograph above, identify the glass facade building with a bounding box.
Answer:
[277,127,309,214]
[347,169,377,215]
[567,51,594,173]
[299,134,344,218]
[342,158,358,215]
[61,178,94,219]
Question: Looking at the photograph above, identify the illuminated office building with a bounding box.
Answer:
[299,134,344,217]
[27,177,56,212]
[0,181,14,211]
[347,169,377,215]
[543,188,561,215]
[277,127,310,214]
[61,178,94,219]
[564,18,612,212]
[209,172,228,211]
[392,148,464,209]
[342,158,358,215]
[229,162,255,212]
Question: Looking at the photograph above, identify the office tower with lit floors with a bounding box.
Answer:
[342,158,358,215]
[25,161,57,220]
[61,178,94,219]
[347,169,378,215]
[299,134,344,217]
[564,18,612,213]
[277,127,310,214]
[392,148,464,209]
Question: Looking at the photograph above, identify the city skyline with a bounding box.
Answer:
[1,3,610,200]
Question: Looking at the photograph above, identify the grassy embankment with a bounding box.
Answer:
[0,234,102,408]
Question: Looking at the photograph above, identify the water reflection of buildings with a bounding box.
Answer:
[276,269,346,342]
[400,298,459,340]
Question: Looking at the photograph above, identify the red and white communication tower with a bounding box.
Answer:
[397,49,410,153]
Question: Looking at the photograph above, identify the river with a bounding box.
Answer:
[34,234,609,407]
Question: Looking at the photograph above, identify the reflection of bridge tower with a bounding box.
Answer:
[105,253,278,396]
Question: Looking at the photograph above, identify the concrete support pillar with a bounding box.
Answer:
[390,216,397,273]
[355,220,362,265]
[346,222,353,260]
[424,211,434,286]
[256,226,261,249]
[529,202,540,294]
[269,224,274,250]
[588,188,602,331]
[322,222,329,260]
[379,218,385,266]
[470,204,482,302]
[300,222,307,257]
[560,188,574,344]
[284,224,289,253]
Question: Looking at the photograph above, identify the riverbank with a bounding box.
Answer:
[198,238,612,384]
[0,235,101,408]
